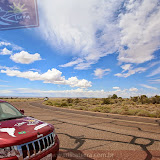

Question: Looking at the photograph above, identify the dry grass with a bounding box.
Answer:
[0,98,43,102]
[44,98,160,118]
[2,97,159,118]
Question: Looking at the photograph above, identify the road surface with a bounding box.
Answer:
[13,101,160,160]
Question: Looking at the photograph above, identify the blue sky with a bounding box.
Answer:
[0,0,160,98]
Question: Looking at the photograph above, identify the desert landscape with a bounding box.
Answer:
[43,95,160,118]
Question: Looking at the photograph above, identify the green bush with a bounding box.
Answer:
[150,95,160,104]
[54,102,61,106]
[131,96,139,102]
[74,98,80,104]
[102,98,111,105]
[60,102,68,107]
[67,98,73,103]
[111,94,118,99]
[45,101,53,106]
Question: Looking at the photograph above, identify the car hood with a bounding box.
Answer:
[0,117,53,147]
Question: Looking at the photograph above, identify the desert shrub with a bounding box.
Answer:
[149,112,157,118]
[156,110,160,118]
[131,96,139,102]
[76,106,88,111]
[67,98,73,103]
[54,102,61,106]
[45,101,53,106]
[102,98,111,105]
[91,107,101,112]
[101,106,112,113]
[111,109,122,114]
[127,109,140,115]
[122,106,129,111]
[121,110,129,115]
[150,95,160,104]
[139,95,150,104]
[74,98,80,104]
[111,94,118,99]
[136,110,150,117]
[155,95,160,104]
[60,102,68,107]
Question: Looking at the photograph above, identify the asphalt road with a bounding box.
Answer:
[13,101,160,160]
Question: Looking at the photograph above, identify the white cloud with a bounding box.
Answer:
[118,0,160,64]
[38,0,160,69]
[147,67,160,77]
[129,88,138,92]
[121,64,132,72]
[38,0,122,70]
[115,64,147,78]
[10,51,42,64]
[0,66,19,70]
[0,42,11,46]
[140,84,158,90]
[29,68,41,72]
[59,58,83,68]
[0,41,23,51]
[148,61,159,68]
[0,86,157,98]
[0,48,12,55]
[12,44,23,51]
[94,68,111,79]
[113,87,120,90]
[149,79,160,83]
[1,68,92,88]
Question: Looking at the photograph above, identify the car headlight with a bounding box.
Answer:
[53,130,56,138]
[0,146,19,158]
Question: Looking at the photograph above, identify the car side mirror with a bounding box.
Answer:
[20,109,24,114]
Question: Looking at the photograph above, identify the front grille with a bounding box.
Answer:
[17,132,55,160]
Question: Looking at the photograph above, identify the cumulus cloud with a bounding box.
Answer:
[10,51,42,64]
[94,68,111,79]
[0,48,12,55]
[0,41,23,51]
[38,0,122,70]
[38,0,160,69]
[140,84,158,90]
[118,0,160,64]
[129,88,138,92]
[115,64,147,78]
[1,68,92,88]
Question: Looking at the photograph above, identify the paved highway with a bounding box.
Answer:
[14,101,160,160]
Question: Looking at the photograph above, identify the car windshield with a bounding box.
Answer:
[0,102,23,121]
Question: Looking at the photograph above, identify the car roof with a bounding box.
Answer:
[0,100,7,103]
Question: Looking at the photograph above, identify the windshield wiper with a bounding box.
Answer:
[0,115,26,121]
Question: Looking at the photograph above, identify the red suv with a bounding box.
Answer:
[0,100,59,160]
